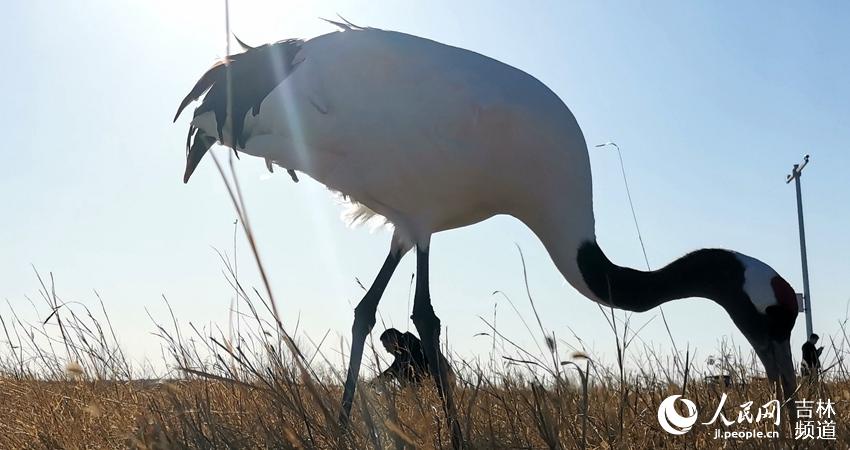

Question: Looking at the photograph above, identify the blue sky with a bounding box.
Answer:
[1,1,848,373]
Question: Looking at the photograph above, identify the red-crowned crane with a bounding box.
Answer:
[175,24,799,447]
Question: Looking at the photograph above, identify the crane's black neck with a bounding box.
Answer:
[575,241,745,313]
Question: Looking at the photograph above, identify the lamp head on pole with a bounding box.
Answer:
[786,154,810,183]
[595,141,620,151]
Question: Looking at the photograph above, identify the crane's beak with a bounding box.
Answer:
[755,338,797,413]
[184,129,216,183]
[773,339,797,402]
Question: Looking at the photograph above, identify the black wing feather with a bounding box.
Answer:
[176,38,305,182]
[176,39,303,147]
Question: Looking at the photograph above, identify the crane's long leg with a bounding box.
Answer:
[339,245,404,427]
[410,245,463,449]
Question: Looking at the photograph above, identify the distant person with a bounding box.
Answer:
[801,333,823,376]
[376,328,454,386]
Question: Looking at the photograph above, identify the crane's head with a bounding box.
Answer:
[730,256,799,402]
[173,38,304,183]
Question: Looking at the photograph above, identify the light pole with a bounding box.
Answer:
[786,154,813,338]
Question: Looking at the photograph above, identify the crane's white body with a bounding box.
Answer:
[192,29,598,299]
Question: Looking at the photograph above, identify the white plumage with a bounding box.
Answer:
[195,31,592,247]
[737,252,784,314]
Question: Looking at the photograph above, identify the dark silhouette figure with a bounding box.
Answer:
[376,328,453,385]
[801,333,823,376]
[703,374,733,387]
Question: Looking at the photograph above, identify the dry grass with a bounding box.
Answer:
[0,372,845,449]
[2,268,850,450]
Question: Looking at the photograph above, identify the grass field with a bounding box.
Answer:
[1,368,846,449]
[1,266,848,449]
